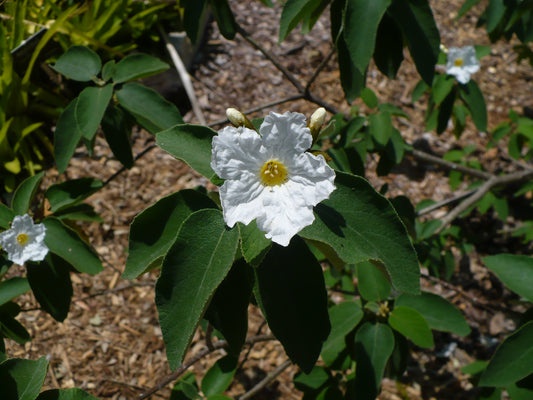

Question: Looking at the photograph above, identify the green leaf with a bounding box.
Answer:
[204,260,253,355]
[27,254,72,322]
[124,190,217,279]
[254,237,330,373]
[293,366,330,392]
[115,82,183,134]
[238,221,272,266]
[0,278,30,307]
[101,60,116,82]
[45,178,103,213]
[37,388,101,400]
[343,0,391,74]
[457,0,483,19]
[52,45,101,82]
[388,306,434,348]
[336,34,365,103]
[368,111,392,146]
[353,322,395,400]
[201,354,238,396]
[112,53,169,84]
[0,204,15,229]
[209,0,237,40]
[54,204,102,222]
[54,99,84,174]
[170,373,198,400]
[356,260,392,302]
[75,85,113,140]
[373,12,404,79]
[0,357,48,400]
[156,124,217,180]
[0,303,31,344]
[42,217,103,275]
[480,321,533,387]
[361,88,378,108]
[395,291,470,336]
[432,74,456,105]
[12,172,44,215]
[155,209,239,370]
[279,0,320,42]
[183,0,208,44]
[300,172,420,294]
[389,0,440,85]
[483,254,533,302]
[459,79,487,132]
[486,0,506,33]
[101,105,134,168]
[321,301,363,366]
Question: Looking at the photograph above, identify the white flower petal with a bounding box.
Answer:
[260,111,312,155]
[220,174,265,227]
[0,214,49,265]
[446,45,480,84]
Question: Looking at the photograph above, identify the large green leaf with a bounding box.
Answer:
[37,388,101,400]
[373,13,404,79]
[300,172,420,294]
[183,0,208,44]
[204,259,254,355]
[368,111,392,146]
[238,221,271,266]
[389,0,440,85]
[432,73,456,105]
[254,237,330,373]
[356,261,392,302]
[45,178,103,213]
[480,321,533,387]
[54,99,84,174]
[112,53,169,84]
[0,357,48,400]
[396,291,471,336]
[0,204,15,229]
[115,82,183,134]
[52,45,101,82]
[27,254,72,322]
[155,209,239,370]
[42,218,103,275]
[123,190,217,279]
[321,301,363,366]
[11,172,44,215]
[343,0,391,74]
[156,124,217,180]
[0,278,30,307]
[0,303,31,344]
[209,0,237,40]
[201,354,238,397]
[353,322,395,400]
[336,33,365,103]
[459,79,488,132]
[483,254,533,303]
[75,85,113,140]
[279,0,320,42]
[388,306,434,348]
[101,106,134,168]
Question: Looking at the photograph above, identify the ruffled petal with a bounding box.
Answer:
[219,173,265,227]
[260,112,312,156]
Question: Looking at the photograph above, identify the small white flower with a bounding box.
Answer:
[0,214,48,265]
[211,111,336,246]
[446,46,480,84]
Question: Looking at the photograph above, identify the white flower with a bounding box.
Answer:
[446,46,480,84]
[211,111,336,246]
[0,214,48,265]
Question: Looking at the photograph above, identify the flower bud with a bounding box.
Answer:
[308,107,327,141]
[226,108,255,130]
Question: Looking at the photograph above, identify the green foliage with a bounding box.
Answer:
[0,357,48,400]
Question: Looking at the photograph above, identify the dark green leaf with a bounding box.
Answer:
[54,99,84,174]
[388,306,434,348]
[54,204,102,222]
[432,74,456,105]
[356,260,392,301]
[43,217,103,275]
[238,221,272,266]
[0,278,30,307]
[27,254,72,322]
[486,0,506,33]
[369,111,392,146]
[183,0,208,44]
[412,79,430,102]
[156,124,217,180]
[209,0,237,40]
[483,254,533,302]
[75,85,113,140]
[279,0,321,42]
[459,79,487,131]
[112,54,169,84]
[480,321,533,387]
[300,172,420,294]
[156,209,239,369]
[124,190,217,279]
[37,388,101,400]
[52,46,101,82]
[389,0,440,85]
[436,90,456,134]
[321,301,363,366]
[115,82,183,134]
[45,178,103,213]
[457,0,484,19]
[0,204,15,229]
[0,357,48,400]
[201,355,238,396]
[396,291,470,336]
[336,34,365,102]
[373,12,404,79]
[361,88,378,108]
[170,373,198,400]
[293,366,330,392]
[254,237,330,373]
[101,106,134,168]
[101,60,116,82]
[353,322,395,400]
[12,172,44,215]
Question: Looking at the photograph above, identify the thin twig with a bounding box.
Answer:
[158,24,206,125]
[416,190,477,217]
[103,143,156,187]
[408,149,492,180]
[238,359,293,400]
[305,46,336,93]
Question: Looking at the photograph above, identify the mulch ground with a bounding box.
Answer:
[5,0,533,399]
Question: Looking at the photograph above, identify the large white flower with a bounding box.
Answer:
[0,214,48,265]
[211,111,336,246]
[446,46,480,84]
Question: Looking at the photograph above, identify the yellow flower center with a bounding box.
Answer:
[454,58,464,67]
[260,160,288,186]
[17,233,29,245]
